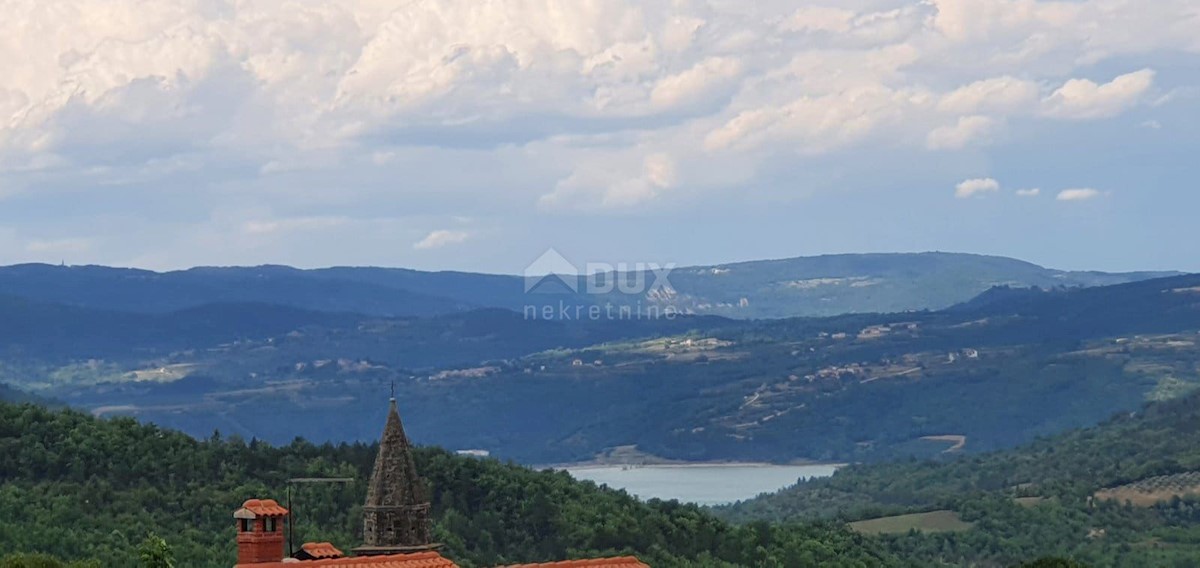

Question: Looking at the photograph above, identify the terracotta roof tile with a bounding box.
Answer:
[499,557,649,568]
[301,542,345,559]
[234,551,458,568]
[236,498,289,517]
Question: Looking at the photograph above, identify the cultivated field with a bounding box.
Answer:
[1094,471,1200,507]
[848,510,973,535]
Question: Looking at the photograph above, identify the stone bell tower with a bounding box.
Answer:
[353,397,438,556]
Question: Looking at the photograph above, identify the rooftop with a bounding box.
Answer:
[499,558,650,568]
[234,550,457,568]
[299,542,345,560]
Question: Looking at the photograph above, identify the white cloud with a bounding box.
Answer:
[928,0,1084,43]
[938,77,1041,114]
[955,177,1001,198]
[1057,188,1102,201]
[0,4,1186,167]
[780,7,857,34]
[1042,69,1157,119]
[650,58,743,110]
[1015,188,1041,197]
[0,0,1195,267]
[414,229,472,250]
[540,152,679,211]
[927,115,1001,150]
[704,80,931,155]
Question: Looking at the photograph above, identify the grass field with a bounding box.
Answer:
[848,510,974,535]
[1095,471,1200,507]
[1014,496,1047,508]
[919,434,967,453]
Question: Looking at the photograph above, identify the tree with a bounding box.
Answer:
[137,534,175,568]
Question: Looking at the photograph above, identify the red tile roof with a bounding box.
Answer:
[499,557,649,568]
[236,498,289,517]
[235,551,458,568]
[301,542,345,559]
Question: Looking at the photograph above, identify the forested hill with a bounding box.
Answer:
[0,383,49,405]
[717,391,1200,566]
[0,253,1178,320]
[721,391,1200,522]
[0,264,471,317]
[0,401,899,568]
[0,295,363,361]
[6,273,1199,465]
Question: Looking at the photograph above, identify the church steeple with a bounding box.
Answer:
[353,398,437,556]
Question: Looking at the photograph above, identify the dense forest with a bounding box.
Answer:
[0,401,899,567]
[719,392,1200,566]
[11,395,1198,566]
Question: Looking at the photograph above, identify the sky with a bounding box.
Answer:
[1,0,1198,274]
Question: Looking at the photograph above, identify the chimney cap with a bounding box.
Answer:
[234,498,289,519]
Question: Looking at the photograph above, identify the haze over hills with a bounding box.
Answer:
[0,259,1196,464]
[0,252,1179,320]
[0,259,1197,567]
[0,264,471,317]
[6,273,1200,566]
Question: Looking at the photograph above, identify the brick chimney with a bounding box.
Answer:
[233,498,288,564]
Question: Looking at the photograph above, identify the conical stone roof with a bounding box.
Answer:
[356,398,435,555]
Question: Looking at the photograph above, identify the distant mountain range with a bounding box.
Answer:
[0,253,1180,319]
[4,267,1197,566]
[4,254,1197,567]
[2,263,1197,464]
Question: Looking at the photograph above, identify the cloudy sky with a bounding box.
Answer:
[1,0,1198,273]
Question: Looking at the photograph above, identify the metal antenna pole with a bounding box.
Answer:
[287,484,293,557]
[286,477,355,559]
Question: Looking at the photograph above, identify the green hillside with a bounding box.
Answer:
[717,392,1200,566]
[5,275,1199,464]
[634,252,1178,318]
[0,402,897,568]
[13,391,1200,567]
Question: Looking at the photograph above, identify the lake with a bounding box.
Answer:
[564,463,839,506]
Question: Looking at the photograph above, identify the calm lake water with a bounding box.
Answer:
[564,464,839,506]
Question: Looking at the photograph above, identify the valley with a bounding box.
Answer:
[3,261,1200,567]
[2,271,1199,467]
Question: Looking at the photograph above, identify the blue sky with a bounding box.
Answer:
[1,0,1198,274]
